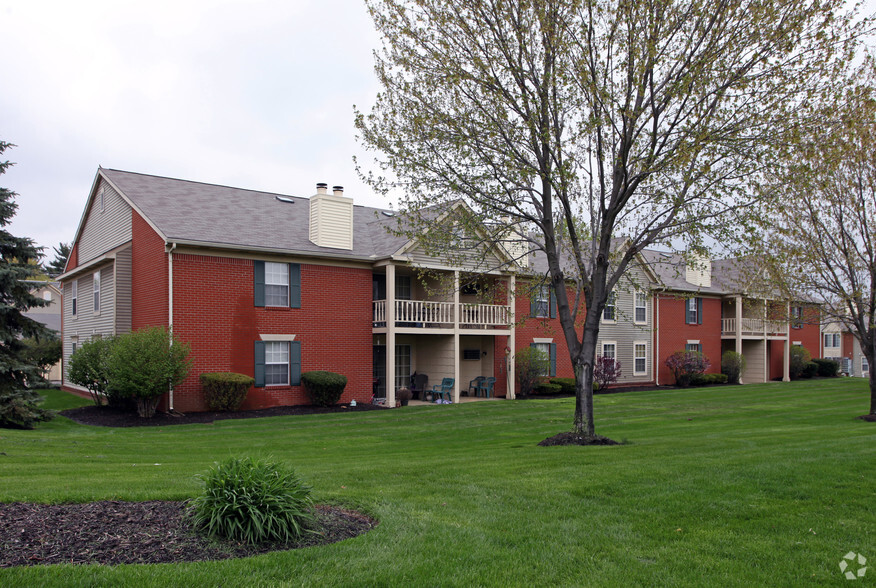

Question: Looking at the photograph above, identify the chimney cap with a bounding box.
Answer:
[332,185,344,192]
[316,182,328,189]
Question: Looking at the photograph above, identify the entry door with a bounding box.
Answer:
[373,345,386,398]
[395,344,412,392]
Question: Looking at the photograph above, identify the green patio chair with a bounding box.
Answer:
[431,377,454,402]
[467,376,485,397]
[476,377,496,398]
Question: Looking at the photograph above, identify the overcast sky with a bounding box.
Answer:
[1,0,385,256]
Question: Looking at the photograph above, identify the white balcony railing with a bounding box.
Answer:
[722,318,787,336]
[373,300,510,329]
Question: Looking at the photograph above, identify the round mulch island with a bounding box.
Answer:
[0,500,376,567]
[538,432,620,446]
[858,414,876,422]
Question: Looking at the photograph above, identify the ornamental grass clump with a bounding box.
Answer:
[189,456,315,545]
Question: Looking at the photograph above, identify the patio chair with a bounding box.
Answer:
[410,373,429,400]
[476,377,496,398]
[467,376,485,397]
[431,377,454,402]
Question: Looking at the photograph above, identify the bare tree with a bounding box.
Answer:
[356,0,862,437]
[758,59,876,418]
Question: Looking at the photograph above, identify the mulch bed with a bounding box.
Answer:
[538,432,621,446]
[857,414,876,422]
[60,402,387,428]
[0,501,376,567]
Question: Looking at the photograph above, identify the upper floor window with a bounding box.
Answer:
[685,297,702,325]
[396,275,412,300]
[254,261,301,308]
[603,291,616,322]
[93,271,101,313]
[635,291,647,323]
[791,305,803,329]
[824,333,841,348]
[72,280,78,316]
[533,285,550,318]
[265,262,289,306]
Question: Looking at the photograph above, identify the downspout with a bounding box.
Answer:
[167,242,176,411]
[655,292,660,386]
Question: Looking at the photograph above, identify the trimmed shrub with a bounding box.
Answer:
[548,377,576,395]
[189,456,315,545]
[201,372,254,411]
[813,358,839,377]
[690,373,729,386]
[801,361,818,379]
[68,337,116,406]
[514,347,550,399]
[721,350,746,384]
[106,327,192,418]
[533,382,563,396]
[302,371,348,407]
[789,345,811,379]
[665,350,711,388]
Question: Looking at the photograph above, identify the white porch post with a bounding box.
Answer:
[783,300,791,382]
[453,270,461,403]
[736,295,743,384]
[507,274,516,399]
[387,264,396,407]
[763,300,769,383]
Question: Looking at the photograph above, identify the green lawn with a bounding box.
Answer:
[0,380,873,587]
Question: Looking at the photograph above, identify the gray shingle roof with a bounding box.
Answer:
[101,169,410,259]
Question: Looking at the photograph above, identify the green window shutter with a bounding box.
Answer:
[254,341,266,387]
[550,288,557,318]
[530,294,537,317]
[550,343,557,377]
[289,263,301,308]
[290,341,301,385]
[697,297,703,325]
[254,261,265,307]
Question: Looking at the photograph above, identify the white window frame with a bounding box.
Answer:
[601,341,617,361]
[634,291,647,324]
[533,285,550,318]
[92,271,101,314]
[264,262,289,307]
[833,333,841,348]
[686,340,702,353]
[533,341,552,376]
[602,292,616,322]
[687,298,698,324]
[395,344,412,390]
[862,356,870,375]
[71,280,78,316]
[634,341,647,376]
[264,341,290,386]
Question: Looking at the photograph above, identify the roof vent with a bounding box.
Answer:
[276,196,295,204]
[382,210,395,217]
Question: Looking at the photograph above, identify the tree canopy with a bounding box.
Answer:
[357,0,865,436]
[44,242,71,277]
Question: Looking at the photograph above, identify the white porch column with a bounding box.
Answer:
[507,274,516,399]
[763,300,769,383]
[386,264,396,407]
[453,270,461,403]
[735,295,743,384]
[783,300,791,382]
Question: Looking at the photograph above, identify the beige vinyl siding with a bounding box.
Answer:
[597,263,654,384]
[114,246,132,335]
[742,339,766,383]
[406,242,506,272]
[78,181,133,264]
[309,194,353,250]
[61,264,116,384]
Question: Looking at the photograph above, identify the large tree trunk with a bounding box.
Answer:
[573,315,600,436]
[868,350,876,416]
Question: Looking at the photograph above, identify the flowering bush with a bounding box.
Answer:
[665,350,710,388]
[593,356,622,392]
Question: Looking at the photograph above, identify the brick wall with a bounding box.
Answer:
[170,253,373,412]
[515,283,579,381]
[656,294,723,384]
[131,211,169,330]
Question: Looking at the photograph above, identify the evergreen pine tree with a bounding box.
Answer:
[0,141,54,428]
[44,242,71,276]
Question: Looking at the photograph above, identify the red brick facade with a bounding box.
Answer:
[169,253,374,412]
[131,211,169,330]
[655,294,723,385]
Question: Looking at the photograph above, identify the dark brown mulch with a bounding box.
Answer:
[60,402,387,428]
[857,414,876,422]
[0,500,376,567]
[538,432,621,446]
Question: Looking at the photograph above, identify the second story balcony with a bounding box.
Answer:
[721,317,787,338]
[373,299,511,331]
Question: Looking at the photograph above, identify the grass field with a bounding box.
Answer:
[0,379,873,587]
